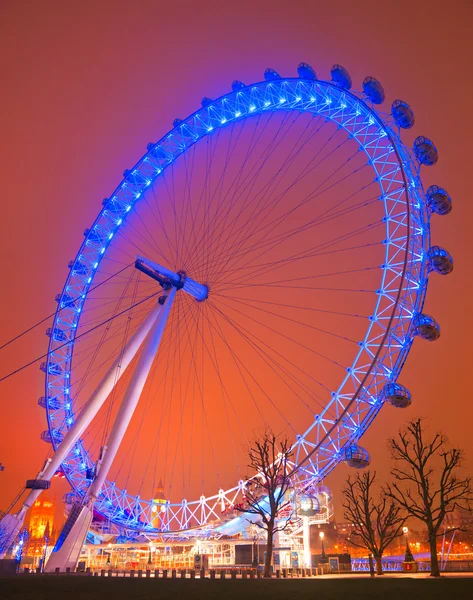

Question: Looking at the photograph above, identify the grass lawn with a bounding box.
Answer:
[1,576,473,600]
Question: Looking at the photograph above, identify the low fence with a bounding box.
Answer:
[351,558,473,573]
[16,566,323,578]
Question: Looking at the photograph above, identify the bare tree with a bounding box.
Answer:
[342,470,406,574]
[385,418,473,577]
[235,430,293,577]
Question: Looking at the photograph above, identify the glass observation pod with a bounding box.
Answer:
[382,383,412,409]
[414,136,438,166]
[392,100,415,129]
[344,445,371,469]
[363,76,385,104]
[427,185,453,216]
[330,64,352,89]
[414,314,441,341]
[428,246,454,275]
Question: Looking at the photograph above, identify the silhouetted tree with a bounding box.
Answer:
[385,418,473,577]
[342,470,406,574]
[235,430,293,577]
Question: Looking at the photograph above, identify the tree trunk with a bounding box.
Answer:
[429,534,440,577]
[264,523,274,578]
[374,554,383,575]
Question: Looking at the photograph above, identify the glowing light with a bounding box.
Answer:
[135,192,141,199]
[235,111,241,117]
[126,205,131,211]
[207,126,213,132]
[221,118,227,124]
[264,101,270,107]
[279,98,286,103]
[249,105,256,112]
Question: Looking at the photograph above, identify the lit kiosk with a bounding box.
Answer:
[402,527,418,573]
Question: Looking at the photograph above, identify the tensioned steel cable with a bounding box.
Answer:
[0,262,134,352]
[0,289,162,384]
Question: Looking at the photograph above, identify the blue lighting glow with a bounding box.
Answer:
[45,71,432,534]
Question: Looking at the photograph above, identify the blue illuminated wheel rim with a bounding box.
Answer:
[43,72,432,532]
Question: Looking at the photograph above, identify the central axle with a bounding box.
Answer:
[135,256,209,301]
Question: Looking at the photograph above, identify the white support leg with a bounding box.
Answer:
[302,516,311,568]
[45,287,177,572]
[0,299,164,559]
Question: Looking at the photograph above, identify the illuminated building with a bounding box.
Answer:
[151,480,166,529]
[27,493,54,539]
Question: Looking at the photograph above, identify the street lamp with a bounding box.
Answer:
[252,535,258,567]
[319,531,328,564]
[148,542,155,565]
[403,526,414,562]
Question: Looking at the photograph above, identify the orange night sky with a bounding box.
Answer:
[0,0,472,524]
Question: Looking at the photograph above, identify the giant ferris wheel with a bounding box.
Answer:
[1,63,453,569]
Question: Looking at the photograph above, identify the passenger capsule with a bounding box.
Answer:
[414,314,440,341]
[68,260,88,275]
[232,80,245,92]
[414,136,438,166]
[55,293,75,307]
[382,383,412,408]
[428,246,454,275]
[46,327,67,342]
[330,64,352,90]
[38,396,61,410]
[344,444,371,469]
[363,76,385,104]
[426,185,452,215]
[297,62,317,80]
[40,429,64,444]
[173,118,183,128]
[40,361,62,375]
[299,493,320,516]
[201,97,213,108]
[392,100,415,129]
[264,68,281,81]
